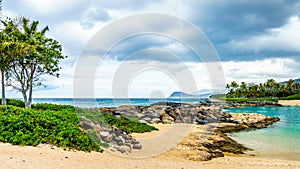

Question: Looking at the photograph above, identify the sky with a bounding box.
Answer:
[1,0,300,98]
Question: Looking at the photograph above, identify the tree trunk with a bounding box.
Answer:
[22,91,30,108]
[1,71,6,105]
[27,83,33,109]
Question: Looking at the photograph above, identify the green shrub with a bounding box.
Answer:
[0,99,25,107]
[77,109,158,134]
[283,94,300,100]
[0,105,101,152]
[32,103,75,111]
[225,97,278,102]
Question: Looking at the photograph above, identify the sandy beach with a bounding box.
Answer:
[278,100,300,106]
[1,124,300,169]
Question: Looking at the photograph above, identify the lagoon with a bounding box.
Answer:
[224,106,300,160]
[31,98,300,160]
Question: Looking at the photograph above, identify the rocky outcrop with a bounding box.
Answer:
[79,122,142,154]
[82,101,280,158]
[224,101,283,108]
[99,101,229,125]
[167,112,280,161]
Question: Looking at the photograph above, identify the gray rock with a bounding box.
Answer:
[119,145,131,153]
[151,118,161,124]
[150,112,160,118]
[132,144,142,149]
[99,131,110,137]
[143,117,152,122]
[79,121,94,130]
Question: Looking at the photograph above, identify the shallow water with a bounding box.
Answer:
[224,106,300,161]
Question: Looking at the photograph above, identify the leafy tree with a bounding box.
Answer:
[0,18,34,105]
[6,17,66,108]
[0,19,18,105]
[226,78,300,99]
[0,28,9,104]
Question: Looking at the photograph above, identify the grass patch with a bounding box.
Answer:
[282,94,300,100]
[225,97,278,102]
[210,94,226,101]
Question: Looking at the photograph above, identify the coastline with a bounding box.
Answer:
[278,100,300,106]
[1,124,300,169]
[1,101,298,168]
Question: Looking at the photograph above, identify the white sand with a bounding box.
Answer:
[278,100,300,106]
[1,124,300,169]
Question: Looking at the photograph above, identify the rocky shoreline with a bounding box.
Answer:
[80,101,280,160]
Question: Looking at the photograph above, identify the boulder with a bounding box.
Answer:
[132,144,142,149]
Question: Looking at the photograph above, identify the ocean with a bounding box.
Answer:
[31,98,206,107]
[224,106,300,161]
[31,98,300,160]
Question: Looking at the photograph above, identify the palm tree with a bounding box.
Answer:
[0,19,31,105]
[0,0,2,13]
[0,30,12,104]
[0,19,15,105]
[264,79,279,97]
[240,82,247,97]
[7,17,64,108]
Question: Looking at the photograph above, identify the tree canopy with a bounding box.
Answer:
[226,79,300,98]
[0,17,66,108]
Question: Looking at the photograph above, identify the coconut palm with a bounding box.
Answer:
[6,17,65,108]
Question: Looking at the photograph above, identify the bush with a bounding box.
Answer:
[225,97,278,102]
[283,94,300,100]
[32,103,75,111]
[0,99,25,107]
[77,109,158,134]
[0,105,102,152]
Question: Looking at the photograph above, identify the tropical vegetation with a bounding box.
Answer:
[225,79,300,101]
[0,100,158,152]
[0,17,66,108]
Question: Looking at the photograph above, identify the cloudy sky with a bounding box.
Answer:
[2,0,300,98]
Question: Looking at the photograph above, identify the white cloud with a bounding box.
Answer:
[229,16,300,53]
[2,1,300,98]
[223,58,299,84]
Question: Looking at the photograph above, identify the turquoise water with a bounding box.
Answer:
[28,98,300,160]
[224,106,300,160]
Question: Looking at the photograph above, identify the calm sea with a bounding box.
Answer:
[224,106,300,161]
[31,98,205,107]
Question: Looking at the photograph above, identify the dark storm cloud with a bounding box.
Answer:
[186,0,300,61]
[191,0,299,39]
[3,0,300,63]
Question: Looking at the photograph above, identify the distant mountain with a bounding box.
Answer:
[168,91,199,98]
[191,89,212,95]
[168,89,225,99]
[280,78,300,84]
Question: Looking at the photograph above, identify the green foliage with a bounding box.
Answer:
[283,94,300,100]
[226,79,300,99]
[32,103,75,111]
[104,114,158,134]
[0,98,25,107]
[0,102,158,152]
[225,97,278,102]
[77,109,158,134]
[210,94,226,101]
[0,105,102,152]
[1,17,67,108]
